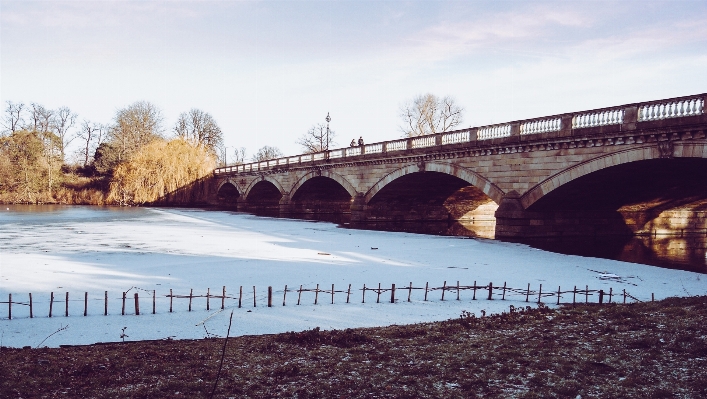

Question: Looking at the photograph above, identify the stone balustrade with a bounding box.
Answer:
[215,93,706,175]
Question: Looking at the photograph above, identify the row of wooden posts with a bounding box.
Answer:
[2,282,652,320]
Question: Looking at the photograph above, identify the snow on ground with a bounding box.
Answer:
[1,206,705,348]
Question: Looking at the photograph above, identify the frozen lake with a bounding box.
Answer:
[1,205,705,348]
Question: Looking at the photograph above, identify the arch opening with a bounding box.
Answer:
[366,171,498,238]
[289,176,353,223]
[216,182,240,206]
[520,158,707,273]
[245,180,282,217]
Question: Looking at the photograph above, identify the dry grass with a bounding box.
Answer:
[2,296,706,398]
[108,138,215,205]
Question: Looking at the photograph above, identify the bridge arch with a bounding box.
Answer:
[364,161,504,205]
[243,175,286,200]
[216,178,243,196]
[289,170,358,199]
[521,142,707,209]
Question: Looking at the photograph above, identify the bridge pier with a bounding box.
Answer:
[350,193,367,225]
[279,194,292,218]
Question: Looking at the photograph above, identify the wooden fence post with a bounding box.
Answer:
[84,292,88,316]
[487,282,493,300]
[599,289,604,304]
[331,284,335,304]
[239,286,243,308]
[253,286,256,307]
[268,286,273,307]
[556,286,561,305]
[473,281,477,300]
[362,284,366,303]
[29,293,33,319]
[189,289,193,312]
[65,292,69,317]
[424,282,429,301]
[457,281,460,301]
[134,292,140,315]
[283,285,287,306]
[8,293,11,320]
[525,283,530,302]
[652,293,655,302]
[298,285,302,305]
[608,287,613,303]
[441,281,446,301]
[347,284,351,304]
[537,284,542,304]
[153,290,156,314]
[573,286,577,306]
[105,291,108,316]
[623,289,626,304]
[207,288,210,311]
[315,284,319,305]
[502,282,507,300]
[169,289,173,313]
[585,285,589,304]
[390,283,395,303]
[408,282,412,302]
[222,286,226,310]
[122,292,126,316]
[49,292,54,318]
[376,283,381,304]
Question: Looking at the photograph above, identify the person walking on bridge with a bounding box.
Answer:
[358,136,364,146]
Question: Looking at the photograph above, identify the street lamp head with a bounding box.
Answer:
[325,112,331,124]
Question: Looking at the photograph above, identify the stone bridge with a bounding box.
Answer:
[211,94,707,239]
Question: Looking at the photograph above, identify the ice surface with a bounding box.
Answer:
[1,207,705,348]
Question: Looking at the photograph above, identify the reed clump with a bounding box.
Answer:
[107,139,216,205]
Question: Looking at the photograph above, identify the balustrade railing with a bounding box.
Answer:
[411,135,436,149]
[520,118,561,135]
[213,93,705,175]
[386,139,408,152]
[346,147,362,157]
[365,143,383,154]
[639,97,704,121]
[442,130,471,145]
[572,109,623,128]
[477,124,511,140]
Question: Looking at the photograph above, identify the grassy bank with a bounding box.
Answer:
[2,296,706,398]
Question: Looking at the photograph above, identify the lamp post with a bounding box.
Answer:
[222,146,233,167]
[325,112,331,151]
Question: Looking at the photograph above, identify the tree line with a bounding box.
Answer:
[0,101,232,205]
[1,93,463,204]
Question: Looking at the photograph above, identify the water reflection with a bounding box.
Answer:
[349,219,495,239]
[510,234,707,274]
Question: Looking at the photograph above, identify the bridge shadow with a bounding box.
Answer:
[360,172,498,238]
[511,158,707,273]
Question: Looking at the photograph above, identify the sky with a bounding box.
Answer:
[1,0,706,162]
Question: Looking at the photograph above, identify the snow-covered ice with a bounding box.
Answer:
[0,206,704,348]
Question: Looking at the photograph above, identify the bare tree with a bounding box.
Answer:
[76,120,104,167]
[52,106,77,161]
[110,101,164,162]
[297,123,336,153]
[232,147,247,165]
[2,101,25,135]
[27,103,54,133]
[251,145,283,162]
[399,93,464,137]
[173,108,223,154]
